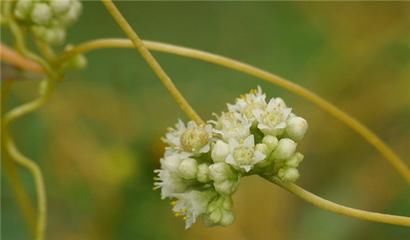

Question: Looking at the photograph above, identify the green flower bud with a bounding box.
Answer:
[197,163,210,183]
[262,135,278,152]
[286,152,303,168]
[178,158,198,180]
[255,143,269,155]
[31,3,51,25]
[14,0,34,20]
[278,167,299,182]
[220,210,235,226]
[50,0,71,15]
[209,162,235,182]
[58,0,82,26]
[214,180,237,195]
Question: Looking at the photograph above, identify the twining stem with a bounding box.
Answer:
[2,2,53,240]
[56,38,410,183]
[2,78,55,240]
[100,0,204,125]
[262,176,410,227]
[1,82,36,236]
[59,39,410,227]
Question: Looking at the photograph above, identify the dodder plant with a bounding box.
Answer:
[155,87,308,228]
[1,1,410,239]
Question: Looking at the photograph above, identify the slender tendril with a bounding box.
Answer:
[57,38,410,184]
[2,2,57,239]
[1,82,36,236]
[262,176,410,227]
[2,77,55,240]
[101,0,204,125]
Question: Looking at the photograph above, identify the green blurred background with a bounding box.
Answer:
[2,1,410,239]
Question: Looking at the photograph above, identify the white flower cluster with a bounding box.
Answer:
[13,0,82,44]
[154,87,308,228]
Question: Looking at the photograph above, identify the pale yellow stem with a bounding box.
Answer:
[101,0,204,125]
[58,38,410,183]
[264,176,410,227]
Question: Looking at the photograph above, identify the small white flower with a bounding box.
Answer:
[180,122,212,154]
[212,112,251,141]
[172,190,215,229]
[254,97,292,136]
[154,169,187,199]
[154,151,192,198]
[161,150,191,173]
[227,86,267,122]
[225,135,266,172]
[163,120,186,148]
[164,120,213,155]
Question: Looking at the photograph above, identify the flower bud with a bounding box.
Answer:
[50,0,71,15]
[178,158,198,180]
[278,167,299,182]
[286,152,304,168]
[14,0,33,20]
[255,143,269,155]
[31,3,51,25]
[262,135,278,152]
[214,180,237,195]
[211,140,229,162]
[271,138,296,160]
[197,163,210,183]
[220,210,235,226]
[58,0,82,26]
[286,116,308,141]
[44,27,66,45]
[208,208,222,224]
[209,162,234,182]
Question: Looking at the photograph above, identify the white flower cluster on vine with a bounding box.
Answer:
[154,87,308,228]
[13,0,82,44]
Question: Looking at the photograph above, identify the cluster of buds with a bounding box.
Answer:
[13,0,82,44]
[154,87,308,228]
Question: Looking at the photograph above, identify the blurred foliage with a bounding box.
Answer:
[1,2,410,240]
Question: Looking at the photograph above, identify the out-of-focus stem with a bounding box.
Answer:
[101,0,204,125]
[58,38,410,183]
[0,43,44,73]
[2,78,55,240]
[263,176,410,227]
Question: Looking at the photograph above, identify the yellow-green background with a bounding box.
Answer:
[2,1,410,239]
